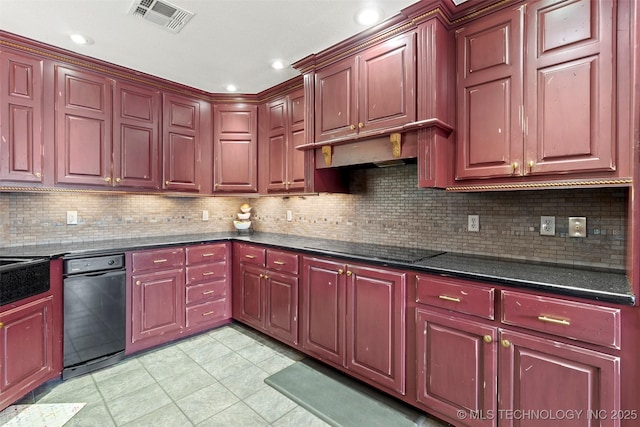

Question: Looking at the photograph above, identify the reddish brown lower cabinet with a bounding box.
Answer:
[499,330,620,427]
[184,243,231,332]
[126,247,185,354]
[232,244,299,346]
[301,256,406,395]
[416,309,497,427]
[0,259,62,411]
[0,297,55,410]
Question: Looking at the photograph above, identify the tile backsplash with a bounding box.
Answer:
[0,164,627,270]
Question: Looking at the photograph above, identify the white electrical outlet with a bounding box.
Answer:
[468,215,479,232]
[202,210,209,221]
[66,211,78,225]
[540,216,555,236]
[286,210,293,222]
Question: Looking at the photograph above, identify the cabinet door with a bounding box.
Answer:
[416,309,497,427]
[236,263,265,329]
[130,268,184,345]
[265,270,298,345]
[163,93,202,191]
[55,66,113,186]
[346,264,406,395]
[113,81,161,189]
[315,57,357,142]
[213,104,258,192]
[287,89,306,191]
[0,51,44,183]
[524,0,615,175]
[455,6,524,179]
[301,257,346,366]
[264,97,288,192]
[358,32,416,135]
[0,297,54,406]
[499,330,620,427]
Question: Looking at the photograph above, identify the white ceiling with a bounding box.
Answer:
[0,0,419,94]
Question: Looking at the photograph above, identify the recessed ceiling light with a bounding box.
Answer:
[69,33,94,45]
[356,7,382,26]
[226,84,237,92]
[271,60,285,70]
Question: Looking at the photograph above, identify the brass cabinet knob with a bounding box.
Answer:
[350,124,356,130]
[483,335,493,344]
[338,269,344,275]
[34,172,42,178]
[259,274,264,278]
[346,271,352,276]
[104,176,112,182]
[528,160,535,169]
[264,275,269,280]
[115,178,122,183]
[0,322,4,328]
[511,162,519,172]
[358,122,364,129]
[501,339,511,348]
[165,180,170,185]
[135,280,141,286]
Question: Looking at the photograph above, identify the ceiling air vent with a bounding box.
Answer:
[129,0,194,33]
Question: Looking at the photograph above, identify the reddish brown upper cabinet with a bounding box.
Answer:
[163,94,207,192]
[259,88,306,193]
[301,256,406,396]
[315,32,416,144]
[55,65,113,186]
[455,0,618,183]
[113,81,161,189]
[0,50,45,184]
[213,103,258,193]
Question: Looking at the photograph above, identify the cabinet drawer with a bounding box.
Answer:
[186,299,228,328]
[186,243,227,265]
[186,262,227,284]
[415,275,494,320]
[186,279,228,305]
[130,248,184,272]
[501,290,621,349]
[235,244,266,266]
[267,250,299,274]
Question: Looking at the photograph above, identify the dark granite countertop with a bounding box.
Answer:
[0,232,633,305]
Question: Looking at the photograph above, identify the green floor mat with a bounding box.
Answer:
[264,359,430,427]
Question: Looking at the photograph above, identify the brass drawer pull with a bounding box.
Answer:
[201,272,214,276]
[273,260,285,265]
[438,295,461,303]
[201,253,215,257]
[203,290,215,295]
[153,259,168,264]
[245,254,256,259]
[537,315,570,326]
[202,311,215,316]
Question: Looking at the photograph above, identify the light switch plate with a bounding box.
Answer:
[569,217,587,238]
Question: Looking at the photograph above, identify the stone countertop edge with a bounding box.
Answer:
[0,231,633,305]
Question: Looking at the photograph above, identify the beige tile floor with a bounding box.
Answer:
[18,323,450,426]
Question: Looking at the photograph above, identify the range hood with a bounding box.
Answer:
[314,132,418,169]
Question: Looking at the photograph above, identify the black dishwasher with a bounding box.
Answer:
[63,253,126,380]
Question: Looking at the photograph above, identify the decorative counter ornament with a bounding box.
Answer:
[234,203,253,234]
